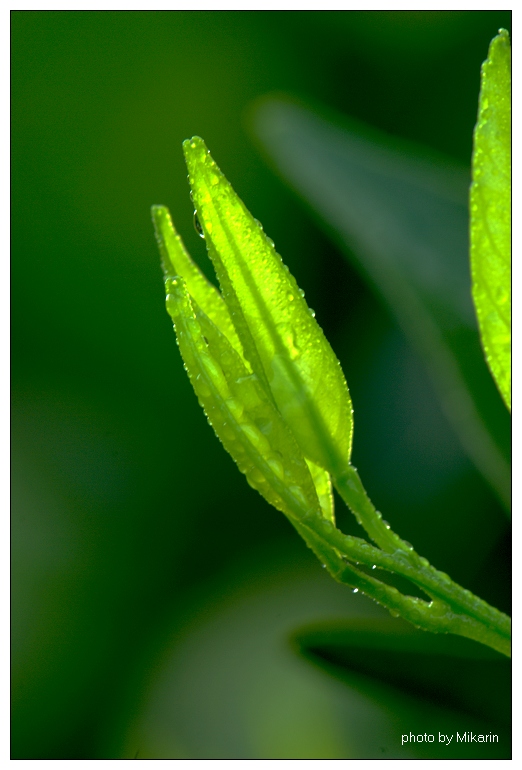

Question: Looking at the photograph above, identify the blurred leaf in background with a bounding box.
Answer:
[11,10,511,759]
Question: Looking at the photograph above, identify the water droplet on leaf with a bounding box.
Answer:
[193,211,205,238]
[267,457,285,480]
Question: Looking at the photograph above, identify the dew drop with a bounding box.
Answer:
[308,308,316,318]
[249,467,265,485]
[241,423,270,453]
[193,211,205,238]
[267,457,285,480]
[371,564,377,570]
[196,374,210,397]
[289,485,308,508]
[352,588,359,594]
[298,288,305,298]
[226,398,244,420]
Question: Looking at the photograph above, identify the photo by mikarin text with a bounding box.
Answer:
[401,732,499,746]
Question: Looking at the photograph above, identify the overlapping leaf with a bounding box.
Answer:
[183,137,353,476]
[163,274,323,520]
[153,197,340,524]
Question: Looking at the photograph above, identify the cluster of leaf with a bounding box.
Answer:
[153,136,352,541]
[152,31,510,657]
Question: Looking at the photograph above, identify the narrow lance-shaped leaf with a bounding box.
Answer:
[470,29,511,410]
[164,274,330,523]
[183,136,354,476]
[152,205,244,359]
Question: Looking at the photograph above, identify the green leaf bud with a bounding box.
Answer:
[163,274,329,522]
[182,136,353,475]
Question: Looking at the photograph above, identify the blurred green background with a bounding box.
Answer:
[12,11,511,759]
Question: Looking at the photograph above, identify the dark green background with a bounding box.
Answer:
[12,11,511,759]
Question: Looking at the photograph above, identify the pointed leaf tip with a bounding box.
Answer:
[153,202,244,359]
[183,139,354,474]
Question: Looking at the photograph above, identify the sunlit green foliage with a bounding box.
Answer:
[13,11,512,758]
[153,138,510,658]
[152,135,354,526]
[470,29,511,410]
[182,138,354,475]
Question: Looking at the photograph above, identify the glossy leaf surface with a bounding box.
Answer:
[470,29,511,410]
[152,205,244,359]
[183,137,354,475]
[164,275,325,522]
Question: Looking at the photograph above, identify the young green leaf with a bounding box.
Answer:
[183,136,354,476]
[153,138,510,658]
[152,204,244,360]
[470,29,511,411]
[164,274,327,523]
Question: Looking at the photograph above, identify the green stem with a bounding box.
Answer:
[333,464,414,554]
[216,414,510,656]
[294,463,511,657]
[296,513,511,657]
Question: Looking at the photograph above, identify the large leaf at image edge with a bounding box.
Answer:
[252,98,510,509]
[470,29,511,411]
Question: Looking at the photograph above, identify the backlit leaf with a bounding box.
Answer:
[164,275,324,522]
[152,205,244,359]
[183,136,354,476]
[470,29,511,410]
